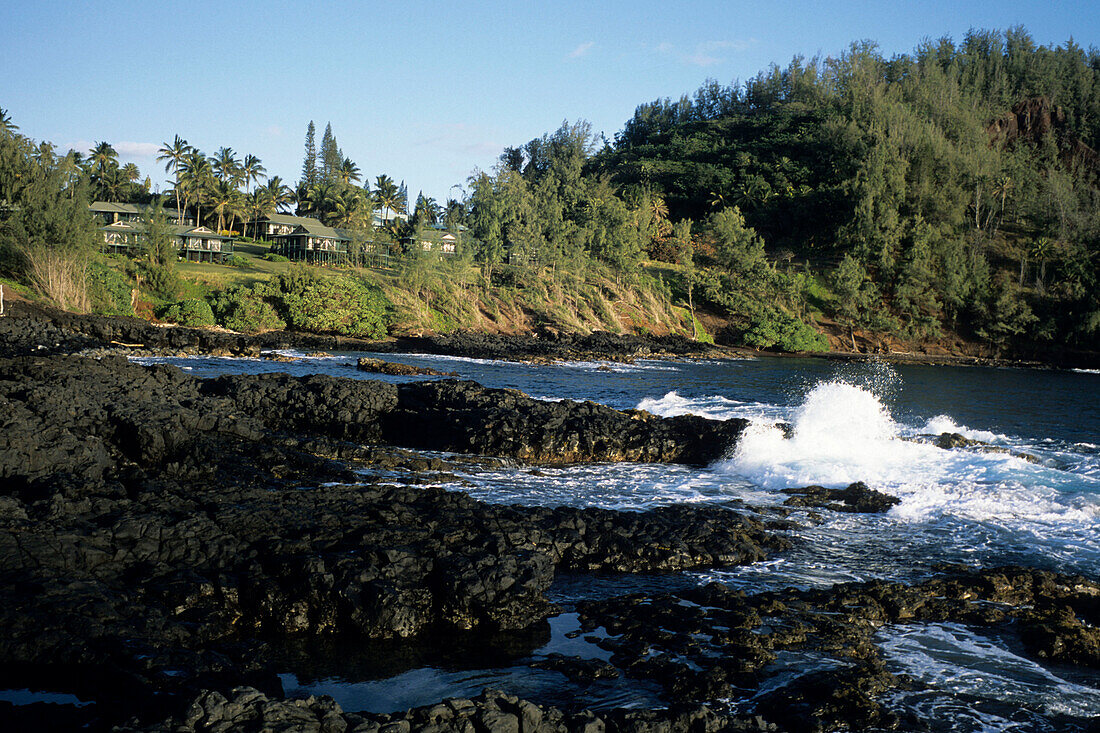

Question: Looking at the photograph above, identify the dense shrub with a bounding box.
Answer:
[277,273,390,338]
[225,254,250,268]
[742,310,827,352]
[262,253,289,262]
[88,260,133,316]
[159,298,216,327]
[128,261,179,300]
[208,284,285,333]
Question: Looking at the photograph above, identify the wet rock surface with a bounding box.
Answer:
[781,482,901,513]
[0,351,781,730]
[576,566,1100,731]
[357,357,460,377]
[117,687,779,733]
[933,431,1042,463]
[3,307,1098,732]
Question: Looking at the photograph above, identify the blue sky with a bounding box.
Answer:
[2,1,1097,203]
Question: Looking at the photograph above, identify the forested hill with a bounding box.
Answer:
[586,29,1099,355]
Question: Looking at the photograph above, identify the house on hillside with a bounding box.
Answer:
[272,222,350,265]
[414,230,458,256]
[372,209,407,228]
[176,226,233,263]
[97,221,233,263]
[249,213,323,240]
[100,221,142,255]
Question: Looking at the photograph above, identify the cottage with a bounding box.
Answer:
[415,230,458,256]
[175,226,234,263]
[249,213,324,240]
[100,221,142,255]
[98,221,233,263]
[272,222,350,265]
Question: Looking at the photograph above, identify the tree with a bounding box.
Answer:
[179,151,213,227]
[301,121,317,188]
[88,141,120,200]
[0,138,100,310]
[467,171,505,280]
[0,108,17,134]
[338,157,361,185]
[673,218,698,339]
[373,174,400,225]
[319,123,341,184]
[157,135,193,221]
[709,206,765,275]
[413,192,441,225]
[140,200,176,269]
[262,176,295,213]
[211,147,241,186]
[241,154,266,193]
[208,179,239,234]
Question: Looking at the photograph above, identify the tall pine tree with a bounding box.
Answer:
[301,121,317,188]
[320,123,342,184]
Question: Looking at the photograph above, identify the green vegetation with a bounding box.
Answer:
[2,27,1097,357]
[591,28,1100,353]
[272,269,389,338]
[207,283,286,333]
[159,298,216,327]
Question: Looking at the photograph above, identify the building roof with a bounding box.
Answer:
[257,213,323,227]
[171,225,233,240]
[90,201,189,219]
[278,223,350,241]
[90,201,141,214]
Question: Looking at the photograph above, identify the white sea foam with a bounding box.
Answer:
[635,390,782,422]
[879,623,1100,720]
[716,380,1100,528]
[918,414,1004,444]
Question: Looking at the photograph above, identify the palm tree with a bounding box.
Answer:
[88,141,119,197]
[211,147,240,186]
[0,108,18,134]
[33,141,56,166]
[330,187,367,228]
[373,174,399,226]
[297,181,336,219]
[241,154,266,194]
[338,157,361,185]
[157,136,193,221]
[101,167,126,202]
[179,151,214,227]
[247,189,276,238]
[648,192,671,237]
[262,176,294,213]
[208,179,241,234]
[414,193,441,225]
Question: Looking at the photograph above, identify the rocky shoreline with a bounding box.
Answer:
[6,297,1096,370]
[2,305,1099,731]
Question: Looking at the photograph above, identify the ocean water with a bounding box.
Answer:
[130,350,1100,730]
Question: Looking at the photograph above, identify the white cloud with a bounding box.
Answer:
[115,141,160,158]
[568,41,595,59]
[654,39,757,67]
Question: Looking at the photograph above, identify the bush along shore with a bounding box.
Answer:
[2,307,1100,732]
